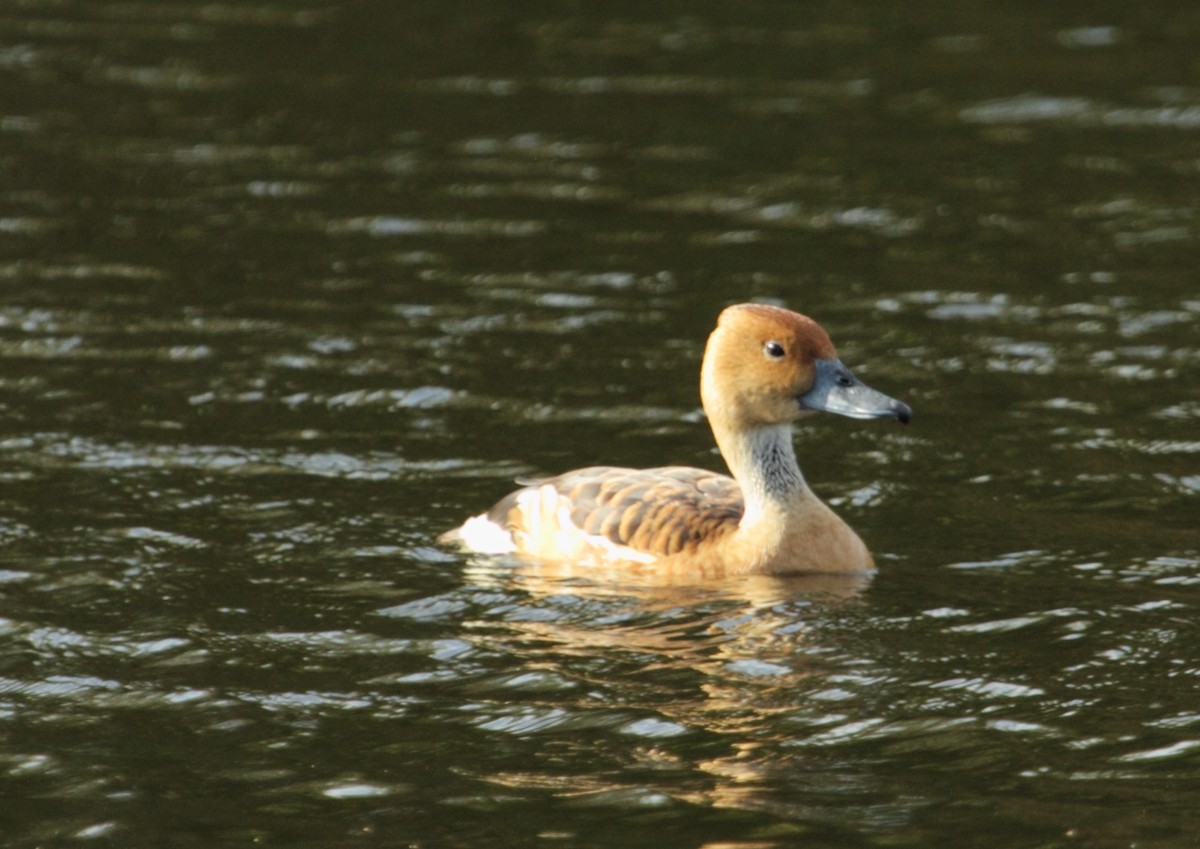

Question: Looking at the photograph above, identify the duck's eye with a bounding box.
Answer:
[763,341,786,360]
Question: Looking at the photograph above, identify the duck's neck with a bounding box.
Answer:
[713,420,872,574]
[714,423,812,526]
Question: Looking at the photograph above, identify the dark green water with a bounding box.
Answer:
[1,2,1198,847]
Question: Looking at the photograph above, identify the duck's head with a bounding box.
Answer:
[699,303,912,429]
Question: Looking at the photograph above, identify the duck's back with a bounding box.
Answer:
[471,466,743,563]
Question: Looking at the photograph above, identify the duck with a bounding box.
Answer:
[439,303,911,576]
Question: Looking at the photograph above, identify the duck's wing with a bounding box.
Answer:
[484,465,744,561]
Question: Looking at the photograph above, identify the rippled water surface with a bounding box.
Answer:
[1,2,1199,847]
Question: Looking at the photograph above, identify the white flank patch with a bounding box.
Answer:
[450,484,659,565]
[513,485,657,565]
[454,514,518,554]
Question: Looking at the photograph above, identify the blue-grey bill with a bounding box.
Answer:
[799,358,912,424]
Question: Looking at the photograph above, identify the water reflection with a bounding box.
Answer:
[371,546,1200,842]
[962,93,1200,130]
[387,568,877,821]
[2,0,1199,845]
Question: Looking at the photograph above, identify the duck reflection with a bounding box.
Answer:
[456,555,879,822]
[463,554,873,607]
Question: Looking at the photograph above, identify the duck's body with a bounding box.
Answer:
[441,303,910,576]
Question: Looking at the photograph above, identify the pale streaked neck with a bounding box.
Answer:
[714,423,810,525]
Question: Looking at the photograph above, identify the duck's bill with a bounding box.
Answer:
[799,358,912,424]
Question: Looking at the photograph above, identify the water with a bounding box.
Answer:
[1,1,1198,847]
